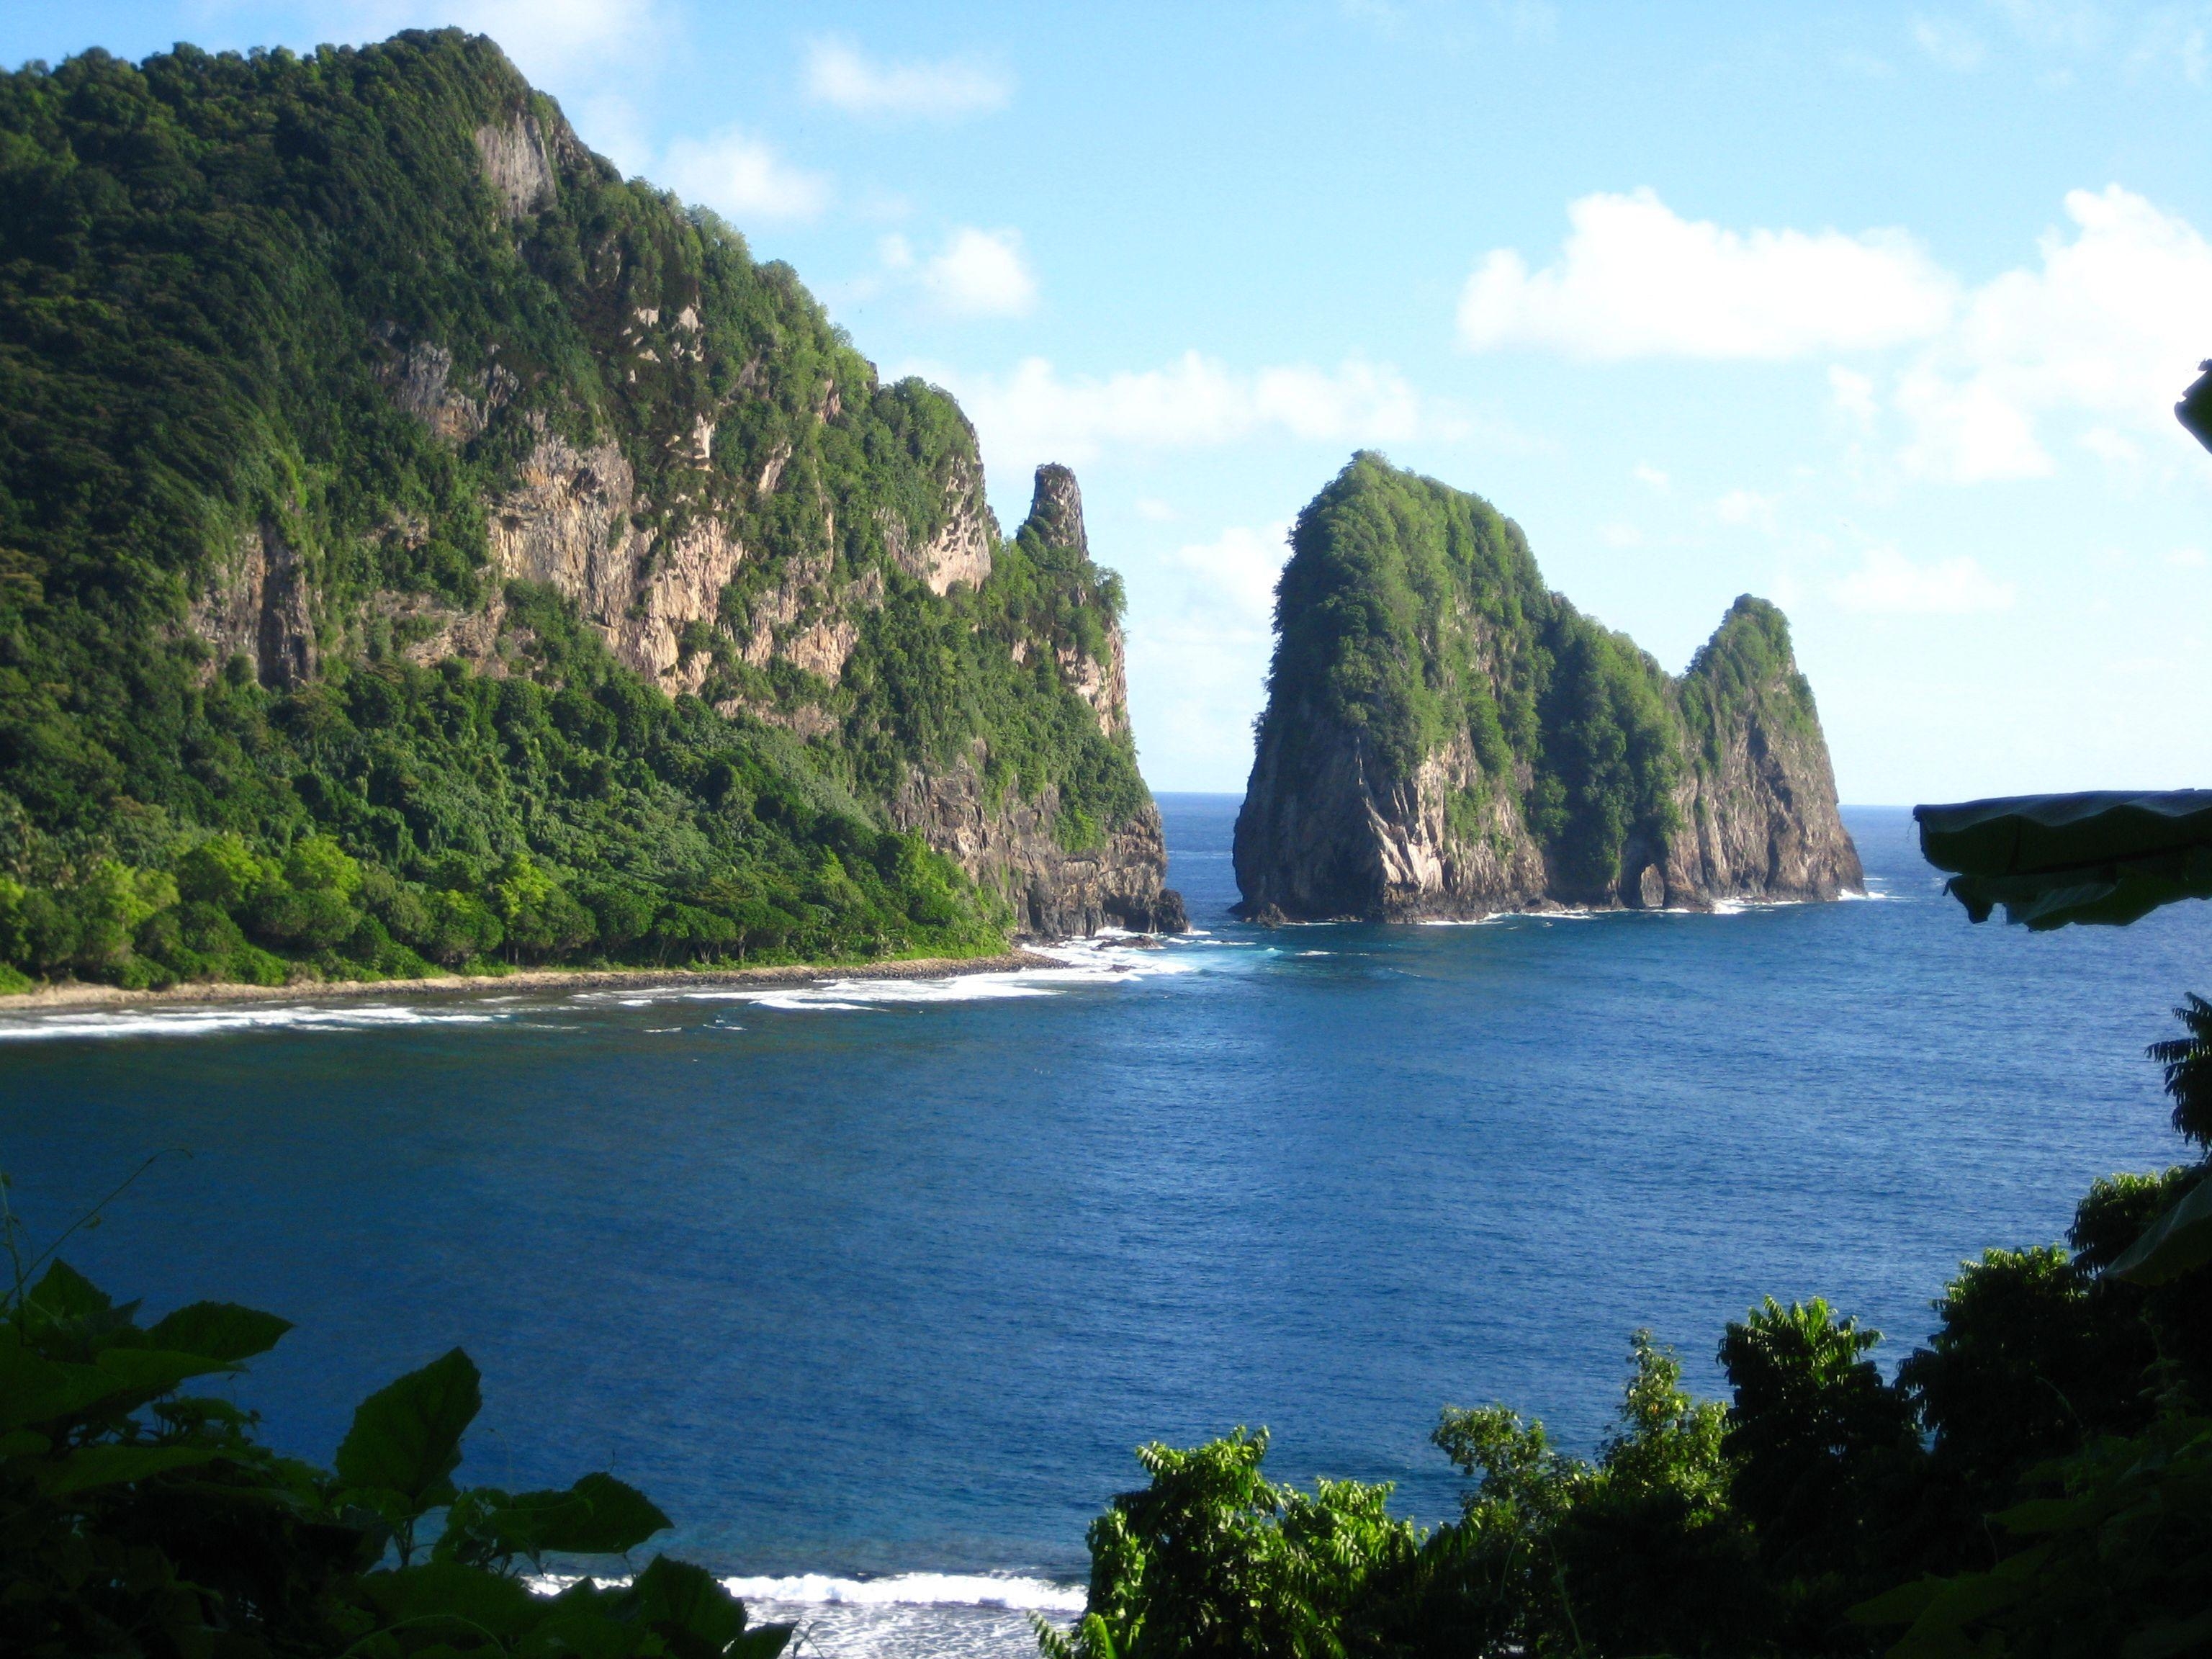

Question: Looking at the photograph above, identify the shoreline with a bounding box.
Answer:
[0,949,1066,1016]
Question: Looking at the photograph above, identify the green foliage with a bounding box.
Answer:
[1853,1413,2212,1659]
[0,1241,789,1658]
[1038,1426,1418,1659]
[0,582,1004,988]
[1258,457,1815,900]
[0,30,1154,992]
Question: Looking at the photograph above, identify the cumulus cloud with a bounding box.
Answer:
[1886,186,2212,481]
[1471,184,2212,486]
[660,127,829,222]
[1457,189,1958,359]
[1830,547,2017,613]
[1716,490,1776,529]
[920,228,1038,317]
[803,37,1011,119]
[1125,523,1294,788]
[930,352,1429,466]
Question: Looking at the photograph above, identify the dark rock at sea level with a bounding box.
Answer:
[1233,454,1862,921]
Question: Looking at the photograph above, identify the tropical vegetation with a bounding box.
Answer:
[1256,454,1827,901]
[0,31,1148,993]
[0,1186,788,1658]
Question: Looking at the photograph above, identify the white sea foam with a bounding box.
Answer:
[526,1569,1079,1659]
[0,1002,509,1044]
[525,1570,1080,1612]
[720,1572,1084,1612]
[701,935,1199,1013]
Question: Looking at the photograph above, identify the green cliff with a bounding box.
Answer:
[1234,454,1861,920]
[0,31,1179,992]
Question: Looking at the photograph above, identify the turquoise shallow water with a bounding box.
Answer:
[1,798,2206,1654]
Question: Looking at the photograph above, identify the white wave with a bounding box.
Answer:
[526,1570,1084,1614]
[713,938,1197,1012]
[0,1001,509,1044]
[723,1573,1085,1614]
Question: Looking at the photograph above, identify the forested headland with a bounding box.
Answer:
[0,31,1172,996]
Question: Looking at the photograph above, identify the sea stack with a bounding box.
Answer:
[1233,454,1861,922]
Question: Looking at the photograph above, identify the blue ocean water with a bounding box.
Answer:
[1,798,2205,1655]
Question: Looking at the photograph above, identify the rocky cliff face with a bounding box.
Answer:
[891,467,1184,936]
[1234,457,1860,921]
[0,30,1175,945]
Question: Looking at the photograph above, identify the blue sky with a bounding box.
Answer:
[9,1,2212,801]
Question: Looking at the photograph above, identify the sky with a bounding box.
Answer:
[7,2,2212,803]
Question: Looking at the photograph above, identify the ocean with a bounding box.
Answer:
[1,797,2203,1656]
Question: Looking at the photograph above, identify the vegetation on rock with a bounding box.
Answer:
[1238,453,1857,917]
[0,30,1154,992]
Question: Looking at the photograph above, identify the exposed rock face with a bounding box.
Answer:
[1234,457,1860,921]
[156,45,1175,944]
[896,746,1186,936]
[474,116,557,218]
[189,522,318,688]
[891,465,1184,936]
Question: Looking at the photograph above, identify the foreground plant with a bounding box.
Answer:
[0,1251,788,1657]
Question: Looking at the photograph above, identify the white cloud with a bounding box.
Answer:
[1830,547,2017,613]
[2170,547,2208,568]
[1887,186,2212,481]
[1717,489,1777,529]
[1911,15,1987,68]
[1136,498,1179,521]
[803,37,1011,119]
[930,352,1429,467]
[1458,189,1958,359]
[1632,462,1671,490]
[1174,523,1295,631]
[660,127,829,222]
[1829,365,1881,429]
[922,228,1038,318]
[1599,522,1645,547]
[1125,523,1294,789]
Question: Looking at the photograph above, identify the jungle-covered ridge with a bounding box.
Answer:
[0,30,1159,993]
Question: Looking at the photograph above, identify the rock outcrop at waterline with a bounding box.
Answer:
[1233,455,1861,922]
[893,467,1186,936]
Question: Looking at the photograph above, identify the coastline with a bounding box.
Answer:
[0,949,1065,1015]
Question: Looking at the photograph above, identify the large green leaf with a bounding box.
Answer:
[42,1444,220,1496]
[356,1560,541,1640]
[2107,1178,2212,1285]
[536,1473,671,1555]
[145,1302,293,1363]
[631,1555,745,1655]
[0,1339,131,1432]
[94,1346,250,1394]
[1915,792,2212,929]
[25,1259,112,1320]
[334,1347,482,1514]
